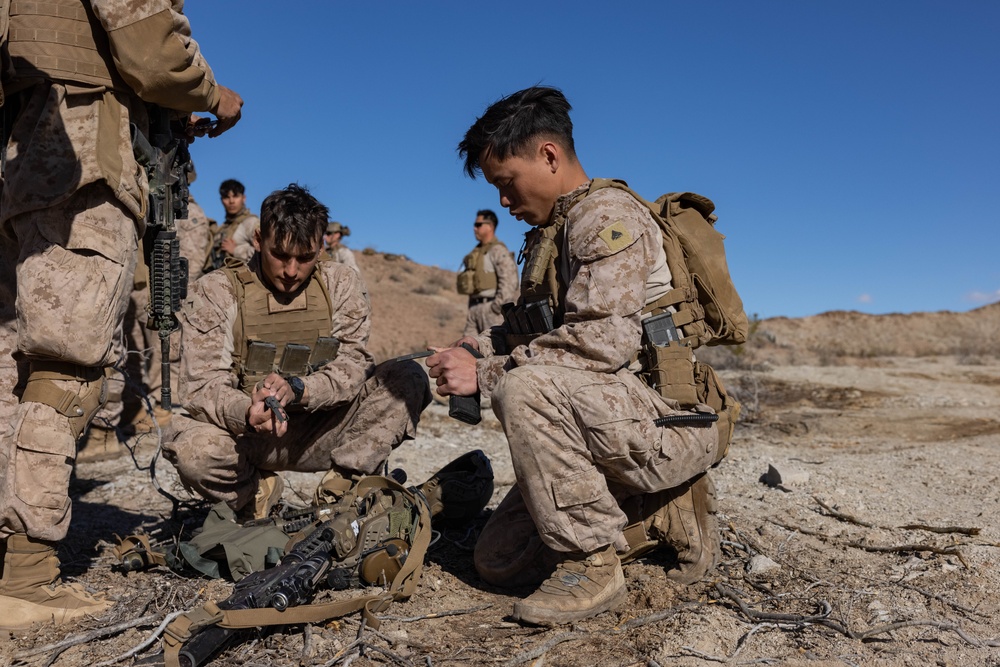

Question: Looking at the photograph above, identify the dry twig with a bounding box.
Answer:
[812,496,875,528]
[502,631,585,667]
[13,612,163,661]
[847,541,969,567]
[897,523,980,536]
[714,582,1000,647]
[379,603,493,622]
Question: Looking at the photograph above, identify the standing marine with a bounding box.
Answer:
[457,208,519,336]
[0,0,243,629]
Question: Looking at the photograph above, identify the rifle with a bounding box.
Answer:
[138,519,339,667]
[131,109,191,410]
[139,474,431,667]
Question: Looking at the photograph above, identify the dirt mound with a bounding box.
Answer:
[758,302,1000,363]
[352,249,467,360]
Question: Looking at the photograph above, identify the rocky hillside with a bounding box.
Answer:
[352,245,999,366]
[351,248,468,361]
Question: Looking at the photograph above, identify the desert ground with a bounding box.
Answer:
[2,251,999,667]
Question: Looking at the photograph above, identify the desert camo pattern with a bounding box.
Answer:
[462,242,519,336]
[471,185,716,564]
[164,260,430,510]
[0,0,221,541]
[321,244,359,273]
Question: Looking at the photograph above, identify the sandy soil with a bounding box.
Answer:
[3,350,999,667]
[2,255,999,667]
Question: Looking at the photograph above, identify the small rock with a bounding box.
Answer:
[760,463,810,490]
[746,554,780,577]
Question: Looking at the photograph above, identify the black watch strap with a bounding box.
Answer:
[289,376,305,404]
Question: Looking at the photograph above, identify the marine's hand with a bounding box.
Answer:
[426,346,479,396]
[208,85,243,137]
[186,114,216,141]
[248,373,293,437]
[450,336,480,351]
[219,237,237,254]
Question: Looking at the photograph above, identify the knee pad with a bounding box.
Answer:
[21,361,109,438]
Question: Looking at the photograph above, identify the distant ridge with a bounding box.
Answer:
[350,246,999,364]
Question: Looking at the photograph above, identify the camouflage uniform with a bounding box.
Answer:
[321,244,359,273]
[205,207,258,271]
[0,0,224,542]
[462,241,519,336]
[472,185,718,582]
[88,191,212,436]
[164,258,430,512]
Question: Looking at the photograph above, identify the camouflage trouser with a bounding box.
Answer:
[0,184,138,541]
[462,299,502,337]
[479,365,717,568]
[163,360,431,511]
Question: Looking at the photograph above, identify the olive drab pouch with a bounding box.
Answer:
[456,269,476,295]
[116,474,432,592]
[157,476,433,667]
[695,361,740,464]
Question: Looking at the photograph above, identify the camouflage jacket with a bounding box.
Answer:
[474,182,671,397]
[1,0,221,237]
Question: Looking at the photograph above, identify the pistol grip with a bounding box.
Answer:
[448,343,483,425]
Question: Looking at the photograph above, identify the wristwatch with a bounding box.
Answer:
[288,376,305,404]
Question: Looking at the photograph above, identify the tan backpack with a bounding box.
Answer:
[589,180,747,462]
[590,179,748,348]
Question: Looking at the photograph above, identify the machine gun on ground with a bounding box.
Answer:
[134,475,431,667]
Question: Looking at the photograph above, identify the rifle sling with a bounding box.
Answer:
[162,475,433,665]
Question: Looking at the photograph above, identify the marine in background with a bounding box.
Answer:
[321,220,360,273]
[457,209,519,336]
[205,177,258,271]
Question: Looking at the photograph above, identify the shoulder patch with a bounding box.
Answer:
[598,221,634,253]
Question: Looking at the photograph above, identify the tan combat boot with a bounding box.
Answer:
[659,472,721,584]
[619,472,721,584]
[237,471,285,523]
[0,534,112,630]
[512,544,626,626]
[77,425,125,463]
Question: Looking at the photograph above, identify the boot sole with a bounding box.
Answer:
[511,584,627,626]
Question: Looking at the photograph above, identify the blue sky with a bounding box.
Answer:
[182,1,999,319]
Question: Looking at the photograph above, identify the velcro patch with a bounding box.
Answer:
[268,290,308,313]
[597,221,633,253]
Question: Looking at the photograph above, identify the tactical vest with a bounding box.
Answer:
[456,240,502,295]
[512,180,743,463]
[223,263,334,394]
[4,0,127,91]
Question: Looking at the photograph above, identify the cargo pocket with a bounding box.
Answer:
[13,407,75,511]
[573,380,663,480]
[551,468,606,510]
